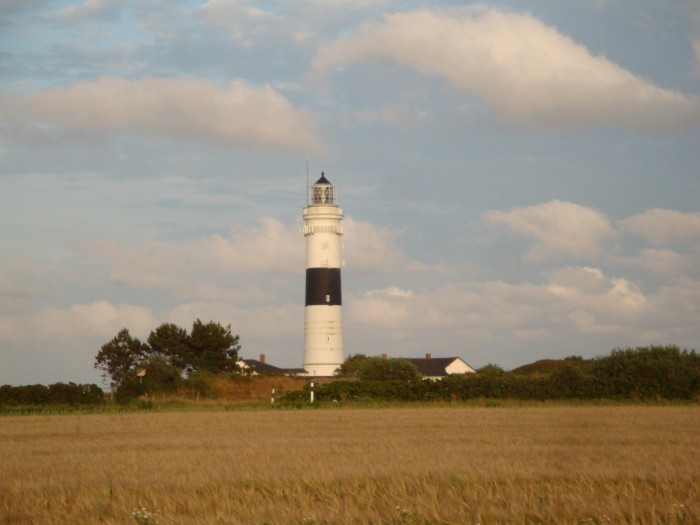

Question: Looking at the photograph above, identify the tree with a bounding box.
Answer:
[186,319,241,374]
[116,356,182,401]
[591,345,700,399]
[477,363,506,375]
[147,323,189,374]
[94,328,149,388]
[335,354,372,377]
[359,357,421,381]
[336,354,421,381]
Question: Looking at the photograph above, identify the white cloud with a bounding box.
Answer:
[618,208,700,246]
[617,248,699,278]
[0,301,157,343]
[2,76,324,153]
[198,0,275,22]
[165,301,303,364]
[546,266,646,328]
[343,216,405,272]
[367,286,414,298]
[197,0,276,47]
[346,267,700,365]
[348,286,416,330]
[311,8,700,131]
[43,0,122,22]
[191,217,304,275]
[347,280,553,342]
[80,239,175,289]
[78,215,407,293]
[357,102,424,127]
[482,200,615,261]
[78,217,303,292]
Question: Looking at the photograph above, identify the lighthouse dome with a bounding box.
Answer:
[310,172,336,206]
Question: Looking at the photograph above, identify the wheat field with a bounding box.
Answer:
[1,405,698,524]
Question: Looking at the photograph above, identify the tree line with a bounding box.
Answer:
[0,383,103,406]
[285,345,700,403]
[94,319,241,399]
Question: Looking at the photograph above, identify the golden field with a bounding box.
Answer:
[1,405,698,524]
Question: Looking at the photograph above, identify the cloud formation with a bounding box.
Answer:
[343,217,405,272]
[43,0,122,22]
[77,215,407,293]
[312,9,700,131]
[0,301,157,343]
[618,208,700,246]
[482,200,615,261]
[347,270,639,346]
[2,76,324,152]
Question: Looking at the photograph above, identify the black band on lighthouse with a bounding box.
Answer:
[305,268,342,306]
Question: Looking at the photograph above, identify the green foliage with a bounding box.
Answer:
[96,319,242,401]
[0,383,103,406]
[510,356,592,377]
[296,345,700,404]
[147,323,189,374]
[335,354,371,377]
[336,354,421,381]
[360,357,421,381]
[94,328,149,388]
[477,363,507,375]
[184,370,215,398]
[310,379,427,402]
[590,345,700,400]
[115,356,183,402]
[186,319,241,374]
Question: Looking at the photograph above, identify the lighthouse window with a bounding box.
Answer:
[326,295,330,303]
[321,241,329,250]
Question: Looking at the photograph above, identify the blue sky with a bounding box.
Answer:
[1,0,699,386]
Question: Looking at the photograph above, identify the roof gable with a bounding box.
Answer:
[241,359,285,375]
[405,357,475,377]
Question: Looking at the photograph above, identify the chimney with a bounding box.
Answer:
[382,353,388,360]
[425,353,432,359]
[260,353,266,364]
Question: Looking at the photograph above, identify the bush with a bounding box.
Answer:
[591,345,700,400]
[115,357,184,402]
[336,355,421,381]
[288,346,700,404]
[0,383,103,406]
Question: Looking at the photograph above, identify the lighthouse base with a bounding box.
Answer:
[303,305,343,377]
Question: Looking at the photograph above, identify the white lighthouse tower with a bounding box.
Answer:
[303,173,344,376]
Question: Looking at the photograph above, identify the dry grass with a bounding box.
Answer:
[1,406,698,524]
[206,376,307,404]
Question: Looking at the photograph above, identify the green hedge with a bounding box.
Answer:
[0,383,104,406]
[284,346,700,403]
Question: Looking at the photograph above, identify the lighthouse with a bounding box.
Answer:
[303,173,344,376]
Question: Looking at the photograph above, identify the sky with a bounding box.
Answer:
[1,0,699,386]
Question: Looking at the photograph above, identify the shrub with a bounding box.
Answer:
[0,383,103,406]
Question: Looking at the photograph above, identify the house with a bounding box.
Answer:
[404,353,476,380]
[238,354,306,376]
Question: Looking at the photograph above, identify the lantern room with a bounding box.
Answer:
[309,172,336,206]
